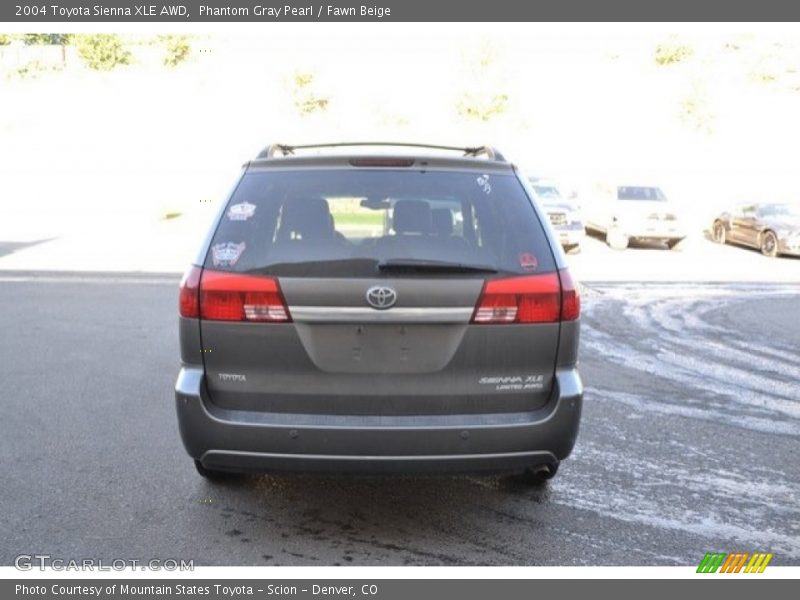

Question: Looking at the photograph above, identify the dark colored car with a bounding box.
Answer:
[176,142,583,484]
[711,202,800,257]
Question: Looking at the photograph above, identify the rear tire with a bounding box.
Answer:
[712,221,726,244]
[194,459,240,481]
[666,237,684,250]
[761,230,779,257]
[520,462,559,485]
[606,228,629,250]
[564,243,581,254]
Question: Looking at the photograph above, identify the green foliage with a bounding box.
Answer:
[456,41,511,122]
[746,44,800,90]
[0,34,15,45]
[10,60,63,80]
[290,71,330,116]
[679,89,715,134]
[73,34,130,71]
[655,43,694,66]
[159,35,191,67]
[457,93,509,122]
[22,33,70,45]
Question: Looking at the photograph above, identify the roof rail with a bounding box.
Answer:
[462,145,506,161]
[256,142,506,162]
[257,144,295,158]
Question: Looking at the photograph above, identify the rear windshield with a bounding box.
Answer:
[205,169,556,277]
[533,185,561,200]
[617,186,667,201]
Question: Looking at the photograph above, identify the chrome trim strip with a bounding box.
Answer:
[289,306,473,323]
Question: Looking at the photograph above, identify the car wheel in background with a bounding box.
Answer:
[606,228,629,250]
[564,243,581,254]
[712,221,727,244]
[761,230,779,257]
[667,238,684,250]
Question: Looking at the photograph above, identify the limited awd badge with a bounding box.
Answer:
[366,286,397,310]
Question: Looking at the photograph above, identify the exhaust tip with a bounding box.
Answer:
[532,463,558,479]
[522,461,559,484]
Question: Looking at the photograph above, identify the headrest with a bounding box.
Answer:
[280,197,333,240]
[393,200,431,235]
[431,208,454,236]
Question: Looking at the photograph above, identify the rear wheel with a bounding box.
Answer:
[606,228,629,250]
[194,459,240,481]
[761,230,779,257]
[563,243,581,254]
[712,221,726,244]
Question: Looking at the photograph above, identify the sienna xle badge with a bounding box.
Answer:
[176,142,583,484]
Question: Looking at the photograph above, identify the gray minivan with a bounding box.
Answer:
[176,143,583,484]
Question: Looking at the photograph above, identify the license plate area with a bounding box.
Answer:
[293,322,467,374]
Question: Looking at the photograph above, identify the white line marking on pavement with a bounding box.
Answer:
[0,275,178,285]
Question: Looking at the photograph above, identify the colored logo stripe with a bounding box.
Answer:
[720,553,749,573]
[745,553,773,573]
[697,553,726,573]
[697,552,773,573]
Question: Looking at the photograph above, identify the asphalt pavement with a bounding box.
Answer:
[1,272,798,566]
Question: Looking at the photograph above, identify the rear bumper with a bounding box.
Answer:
[623,223,685,240]
[778,238,800,256]
[555,227,585,246]
[175,367,583,475]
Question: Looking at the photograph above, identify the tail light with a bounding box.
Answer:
[200,270,291,322]
[471,269,580,324]
[178,266,291,322]
[558,268,580,321]
[178,265,202,318]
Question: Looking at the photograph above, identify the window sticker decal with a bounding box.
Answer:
[518,252,539,271]
[211,242,246,267]
[476,174,492,194]
[227,201,257,221]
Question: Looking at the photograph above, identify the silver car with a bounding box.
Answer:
[529,179,585,253]
[176,143,583,484]
[585,185,686,250]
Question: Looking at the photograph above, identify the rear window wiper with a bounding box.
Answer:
[377,258,498,274]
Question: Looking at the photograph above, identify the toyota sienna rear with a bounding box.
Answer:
[175,143,583,484]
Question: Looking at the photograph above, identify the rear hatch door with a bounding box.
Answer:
[200,165,561,416]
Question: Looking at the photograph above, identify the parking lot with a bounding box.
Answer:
[1,237,798,566]
[570,230,800,282]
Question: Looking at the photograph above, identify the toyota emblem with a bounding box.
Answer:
[366,286,397,310]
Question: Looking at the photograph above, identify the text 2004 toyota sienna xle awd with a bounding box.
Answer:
[176,143,583,484]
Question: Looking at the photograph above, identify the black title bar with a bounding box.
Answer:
[3,0,800,22]
[4,579,798,600]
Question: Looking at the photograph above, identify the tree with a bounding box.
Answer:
[289,71,330,116]
[72,34,130,71]
[22,33,70,45]
[456,41,511,122]
[158,35,192,67]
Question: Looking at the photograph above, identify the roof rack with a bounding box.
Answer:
[256,142,506,162]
